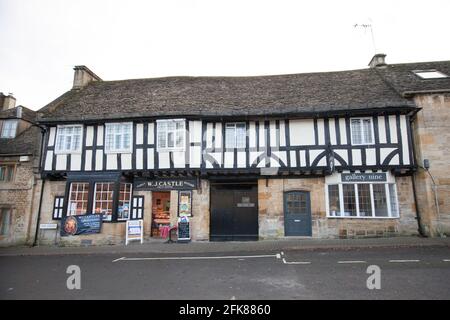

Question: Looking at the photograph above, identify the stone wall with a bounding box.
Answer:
[258,176,419,239]
[412,93,450,236]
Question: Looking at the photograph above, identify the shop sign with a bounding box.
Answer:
[126,219,144,245]
[60,214,102,236]
[178,191,192,217]
[341,173,387,183]
[177,216,191,242]
[134,178,198,191]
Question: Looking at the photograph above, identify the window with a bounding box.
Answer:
[131,196,144,220]
[93,182,115,221]
[350,118,373,145]
[157,119,185,151]
[67,182,90,216]
[225,123,246,148]
[105,123,133,153]
[55,125,83,153]
[328,185,340,217]
[286,192,307,214]
[52,196,64,220]
[0,165,15,182]
[0,208,11,236]
[413,70,448,79]
[117,183,132,220]
[327,181,399,218]
[1,120,18,138]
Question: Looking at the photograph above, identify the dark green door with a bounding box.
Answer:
[284,191,312,236]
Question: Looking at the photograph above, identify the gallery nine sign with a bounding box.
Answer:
[341,173,387,183]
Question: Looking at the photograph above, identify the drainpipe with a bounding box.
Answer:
[32,127,47,247]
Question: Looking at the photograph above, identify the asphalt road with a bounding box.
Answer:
[1,246,449,299]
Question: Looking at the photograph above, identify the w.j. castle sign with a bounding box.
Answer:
[134,178,198,191]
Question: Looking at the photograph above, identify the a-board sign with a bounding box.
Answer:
[60,214,102,236]
[177,216,191,242]
[126,220,144,245]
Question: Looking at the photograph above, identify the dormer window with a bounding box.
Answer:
[413,69,448,79]
[1,120,18,138]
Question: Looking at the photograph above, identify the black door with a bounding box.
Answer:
[284,191,312,236]
[210,182,258,241]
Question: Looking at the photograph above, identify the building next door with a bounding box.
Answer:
[210,182,258,241]
[284,191,312,236]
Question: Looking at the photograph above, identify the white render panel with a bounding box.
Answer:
[215,122,222,149]
[380,148,396,164]
[390,154,400,165]
[352,149,362,166]
[334,149,348,166]
[329,118,337,145]
[55,154,67,171]
[279,120,286,147]
[136,149,143,170]
[400,115,410,165]
[317,119,325,145]
[95,150,103,170]
[106,154,117,170]
[237,151,246,168]
[85,150,92,171]
[148,123,154,144]
[70,154,81,171]
[270,121,277,147]
[86,126,94,147]
[189,121,202,143]
[249,122,256,148]
[173,151,185,168]
[299,150,306,167]
[158,152,170,169]
[206,123,213,148]
[272,151,287,167]
[290,150,297,167]
[389,115,398,143]
[259,122,265,147]
[189,146,201,168]
[44,150,53,170]
[378,116,387,143]
[289,119,315,146]
[147,148,154,169]
[208,152,222,167]
[97,125,104,146]
[250,151,261,166]
[310,149,325,166]
[224,152,234,168]
[48,127,56,146]
[366,148,376,166]
[339,118,347,144]
[121,153,132,170]
[136,123,144,145]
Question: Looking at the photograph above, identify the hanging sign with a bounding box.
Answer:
[134,178,198,191]
[60,214,102,236]
[126,219,144,245]
[341,173,387,183]
[178,191,192,217]
[177,216,191,242]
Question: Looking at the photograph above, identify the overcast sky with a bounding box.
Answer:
[1,0,449,110]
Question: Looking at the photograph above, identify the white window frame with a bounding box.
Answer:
[325,174,399,219]
[156,119,186,152]
[104,122,133,154]
[55,124,83,154]
[93,182,115,221]
[67,182,90,216]
[350,117,375,146]
[1,120,18,138]
[117,183,133,221]
[225,122,247,149]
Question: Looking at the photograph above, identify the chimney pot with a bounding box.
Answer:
[368,53,387,68]
[73,65,102,89]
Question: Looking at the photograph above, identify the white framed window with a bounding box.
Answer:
[67,182,90,216]
[350,118,374,145]
[1,120,18,138]
[413,69,448,79]
[0,207,11,236]
[326,182,399,218]
[55,125,83,153]
[117,183,132,220]
[156,119,185,151]
[93,182,115,221]
[225,122,246,149]
[105,122,133,153]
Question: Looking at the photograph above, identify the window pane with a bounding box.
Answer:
[351,119,362,145]
[225,126,235,148]
[118,183,132,220]
[176,130,184,148]
[0,208,11,235]
[373,184,388,217]
[93,182,114,221]
[358,184,372,217]
[157,130,166,148]
[236,124,246,148]
[362,119,373,144]
[328,185,340,216]
[343,184,357,216]
[167,132,174,148]
[68,182,90,215]
[389,184,399,217]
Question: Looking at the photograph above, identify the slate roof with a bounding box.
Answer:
[0,105,37,123]
[37,67,417,122]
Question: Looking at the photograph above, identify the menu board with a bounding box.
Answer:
[178,191,192,217]
[177,216,191,242]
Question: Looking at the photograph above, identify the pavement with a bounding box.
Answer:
[1,235,449,257]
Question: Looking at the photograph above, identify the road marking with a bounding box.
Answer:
[282,258,311,265]
[337,260,367,264]
[389,259,420,263]
[113,254,279,262]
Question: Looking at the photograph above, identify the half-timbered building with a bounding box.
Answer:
[33,56,449,245]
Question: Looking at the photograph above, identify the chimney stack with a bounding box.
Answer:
[368,53,387,68]
[0,92,17,110]
[72,65,102,89]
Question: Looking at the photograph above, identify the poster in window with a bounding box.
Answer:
[178,191,192,217]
